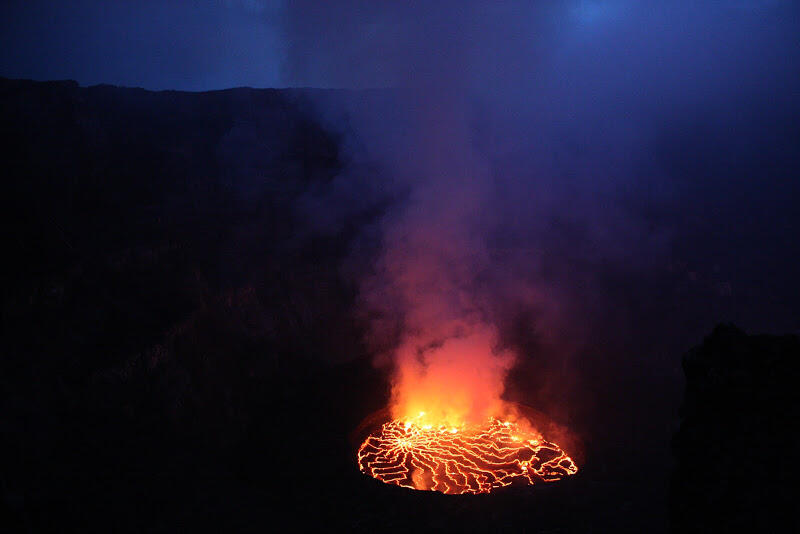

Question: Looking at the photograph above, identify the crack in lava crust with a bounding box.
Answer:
[357,418,578,494]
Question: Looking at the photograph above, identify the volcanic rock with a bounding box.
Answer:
[671,324,799,533]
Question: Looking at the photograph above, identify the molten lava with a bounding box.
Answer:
[357,414,578,494]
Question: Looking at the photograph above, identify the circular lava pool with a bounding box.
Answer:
[357,414,578,495]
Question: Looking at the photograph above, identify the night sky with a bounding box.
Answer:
[1,0,284,90]
[2,1,797,90]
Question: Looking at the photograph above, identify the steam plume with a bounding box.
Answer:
[282,0,800,425]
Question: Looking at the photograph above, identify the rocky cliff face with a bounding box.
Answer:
[1,77,389,532]
[671,324,799,533]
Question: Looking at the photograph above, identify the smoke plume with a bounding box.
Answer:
[281,1,800,425]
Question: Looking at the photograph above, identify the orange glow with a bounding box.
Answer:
[359,198,579,493]
[358,416,578,494]
[390,323,514,428]
[358,310,579,493]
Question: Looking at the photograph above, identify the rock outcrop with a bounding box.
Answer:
[672,324,799,532]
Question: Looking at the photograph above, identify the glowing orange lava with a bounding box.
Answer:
[357,415,578,494]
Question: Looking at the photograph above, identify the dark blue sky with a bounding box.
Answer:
[0,0,284,90]
[2,1,795,90]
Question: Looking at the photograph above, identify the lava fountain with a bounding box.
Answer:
[355,327,579,494]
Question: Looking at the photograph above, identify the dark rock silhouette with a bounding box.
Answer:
[671,324,799,533]
[1,76,377,532]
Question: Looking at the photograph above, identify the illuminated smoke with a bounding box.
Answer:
[352,87,516,425]
[282,1,800,427]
